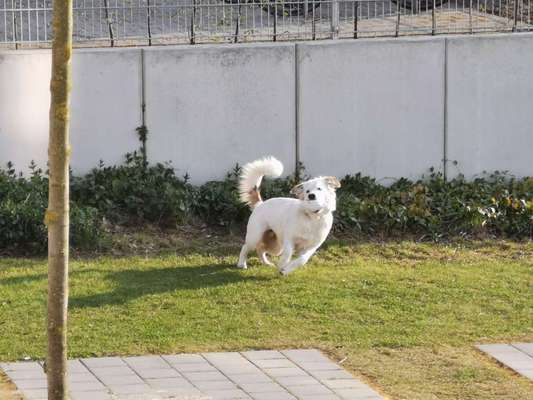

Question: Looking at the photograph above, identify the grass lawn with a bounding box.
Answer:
[1,234,532,399]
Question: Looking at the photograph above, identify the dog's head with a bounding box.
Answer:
[290,176,341,214]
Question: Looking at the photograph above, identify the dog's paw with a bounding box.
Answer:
[237,263,248,270]
[279,268,290,276]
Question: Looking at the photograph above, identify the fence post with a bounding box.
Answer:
[294,43,301,181]
[147,0,152,45]
[103,0,115,47]
[331,0,339,38]
[395,0,401,37]
[468,0,473,33]
[312,0,316,40]
[190,0,196,44]
[12,10,19,49]
[443,38,448,181]
[431,0,436,35]
[512,0,519,31]
[273,1,278,41]
[354,1,358,38]
[234,1,242,43]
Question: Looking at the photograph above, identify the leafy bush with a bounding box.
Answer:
[192,165,297,228]
[0,162,103,253]
[336,170,532,239]
[0,156,531,254]
[71,152,193,226]
[192,166,247,228]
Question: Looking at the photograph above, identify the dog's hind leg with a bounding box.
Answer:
[257,229,278,267]
[237,244,251,269]
[238,222,265,269]
[259,251,274,266]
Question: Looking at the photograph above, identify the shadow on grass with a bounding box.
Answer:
[69,262,269,309]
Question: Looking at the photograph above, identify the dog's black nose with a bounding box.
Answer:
[308,193,316,200]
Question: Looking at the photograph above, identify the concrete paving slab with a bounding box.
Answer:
[288,385,335,396]
[274,376,322,386]
[263,367,308,378]
[134,368,182,379]
[19,388,48,400]
[146,377,196,389]
[10,379,47,389]
[69,391,114,400]
[477,343,533,382]
[203,388,251,399]
[1,349,383,399]
[515,369,533,380]
[512,343,533,357]
[69,380,107,391]
[182,371,229,382]
[241,351,285,361]
[67,360,91,374]
[162,354,205,364]
[238,382,285,393]
[333,387,382,399]
[227,374,273,385]
[0,362,43,372]
[4,369,47,381]
[124,356,170,370]
[322,379,368,390]
[81,357,127,368]
[249,391,297,400]
[90,366,137,376]
[298,362,342,372]
[193,381,238,390]
[251,359,296,369]
[297,395,342,400]
[69,373,100,383]
[172,363,218,373]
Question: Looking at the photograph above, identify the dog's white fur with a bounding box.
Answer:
[238,156,340,275]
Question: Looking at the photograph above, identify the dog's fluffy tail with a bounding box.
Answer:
[239,156,283,208]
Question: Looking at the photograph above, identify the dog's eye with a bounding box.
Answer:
[306,190,310,194]
[317,188,322,191]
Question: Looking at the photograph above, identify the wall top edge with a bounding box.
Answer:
[1,31,532,56]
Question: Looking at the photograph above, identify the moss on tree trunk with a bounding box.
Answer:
[46,1,72,399]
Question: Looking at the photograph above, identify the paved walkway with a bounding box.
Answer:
[477,343,533,381]
[0,349,383,400]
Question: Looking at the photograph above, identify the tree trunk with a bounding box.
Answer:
[46,0,73,399]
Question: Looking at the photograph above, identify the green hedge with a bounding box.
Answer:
[1,153,531,253]
[0,162,102,252]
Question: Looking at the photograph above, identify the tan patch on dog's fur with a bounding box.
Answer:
[294,238,309,253]
[256,229,282,256]
[248,186,263,208]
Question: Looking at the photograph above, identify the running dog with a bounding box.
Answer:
[237,156,340,275]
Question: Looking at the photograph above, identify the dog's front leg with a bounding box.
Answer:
[280,246,318,276]
[278,241,294,272]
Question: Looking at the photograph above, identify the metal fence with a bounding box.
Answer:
[1,0,532,48]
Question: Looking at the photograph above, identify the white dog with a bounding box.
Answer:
[237,156,340,275]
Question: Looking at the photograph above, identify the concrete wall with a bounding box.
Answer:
[0,33,532,182]
[0,48,141,173]
[70,48,142,172]
[144,43,296,183]
[0,50,51,170]
[446,34,533,179]
[298,38,445,181]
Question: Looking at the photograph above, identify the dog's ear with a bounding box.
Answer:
[324,176,341,191]
[290,183,305,199]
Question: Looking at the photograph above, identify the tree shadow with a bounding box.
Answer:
[1,273,47,285]
[69,262,270,309]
